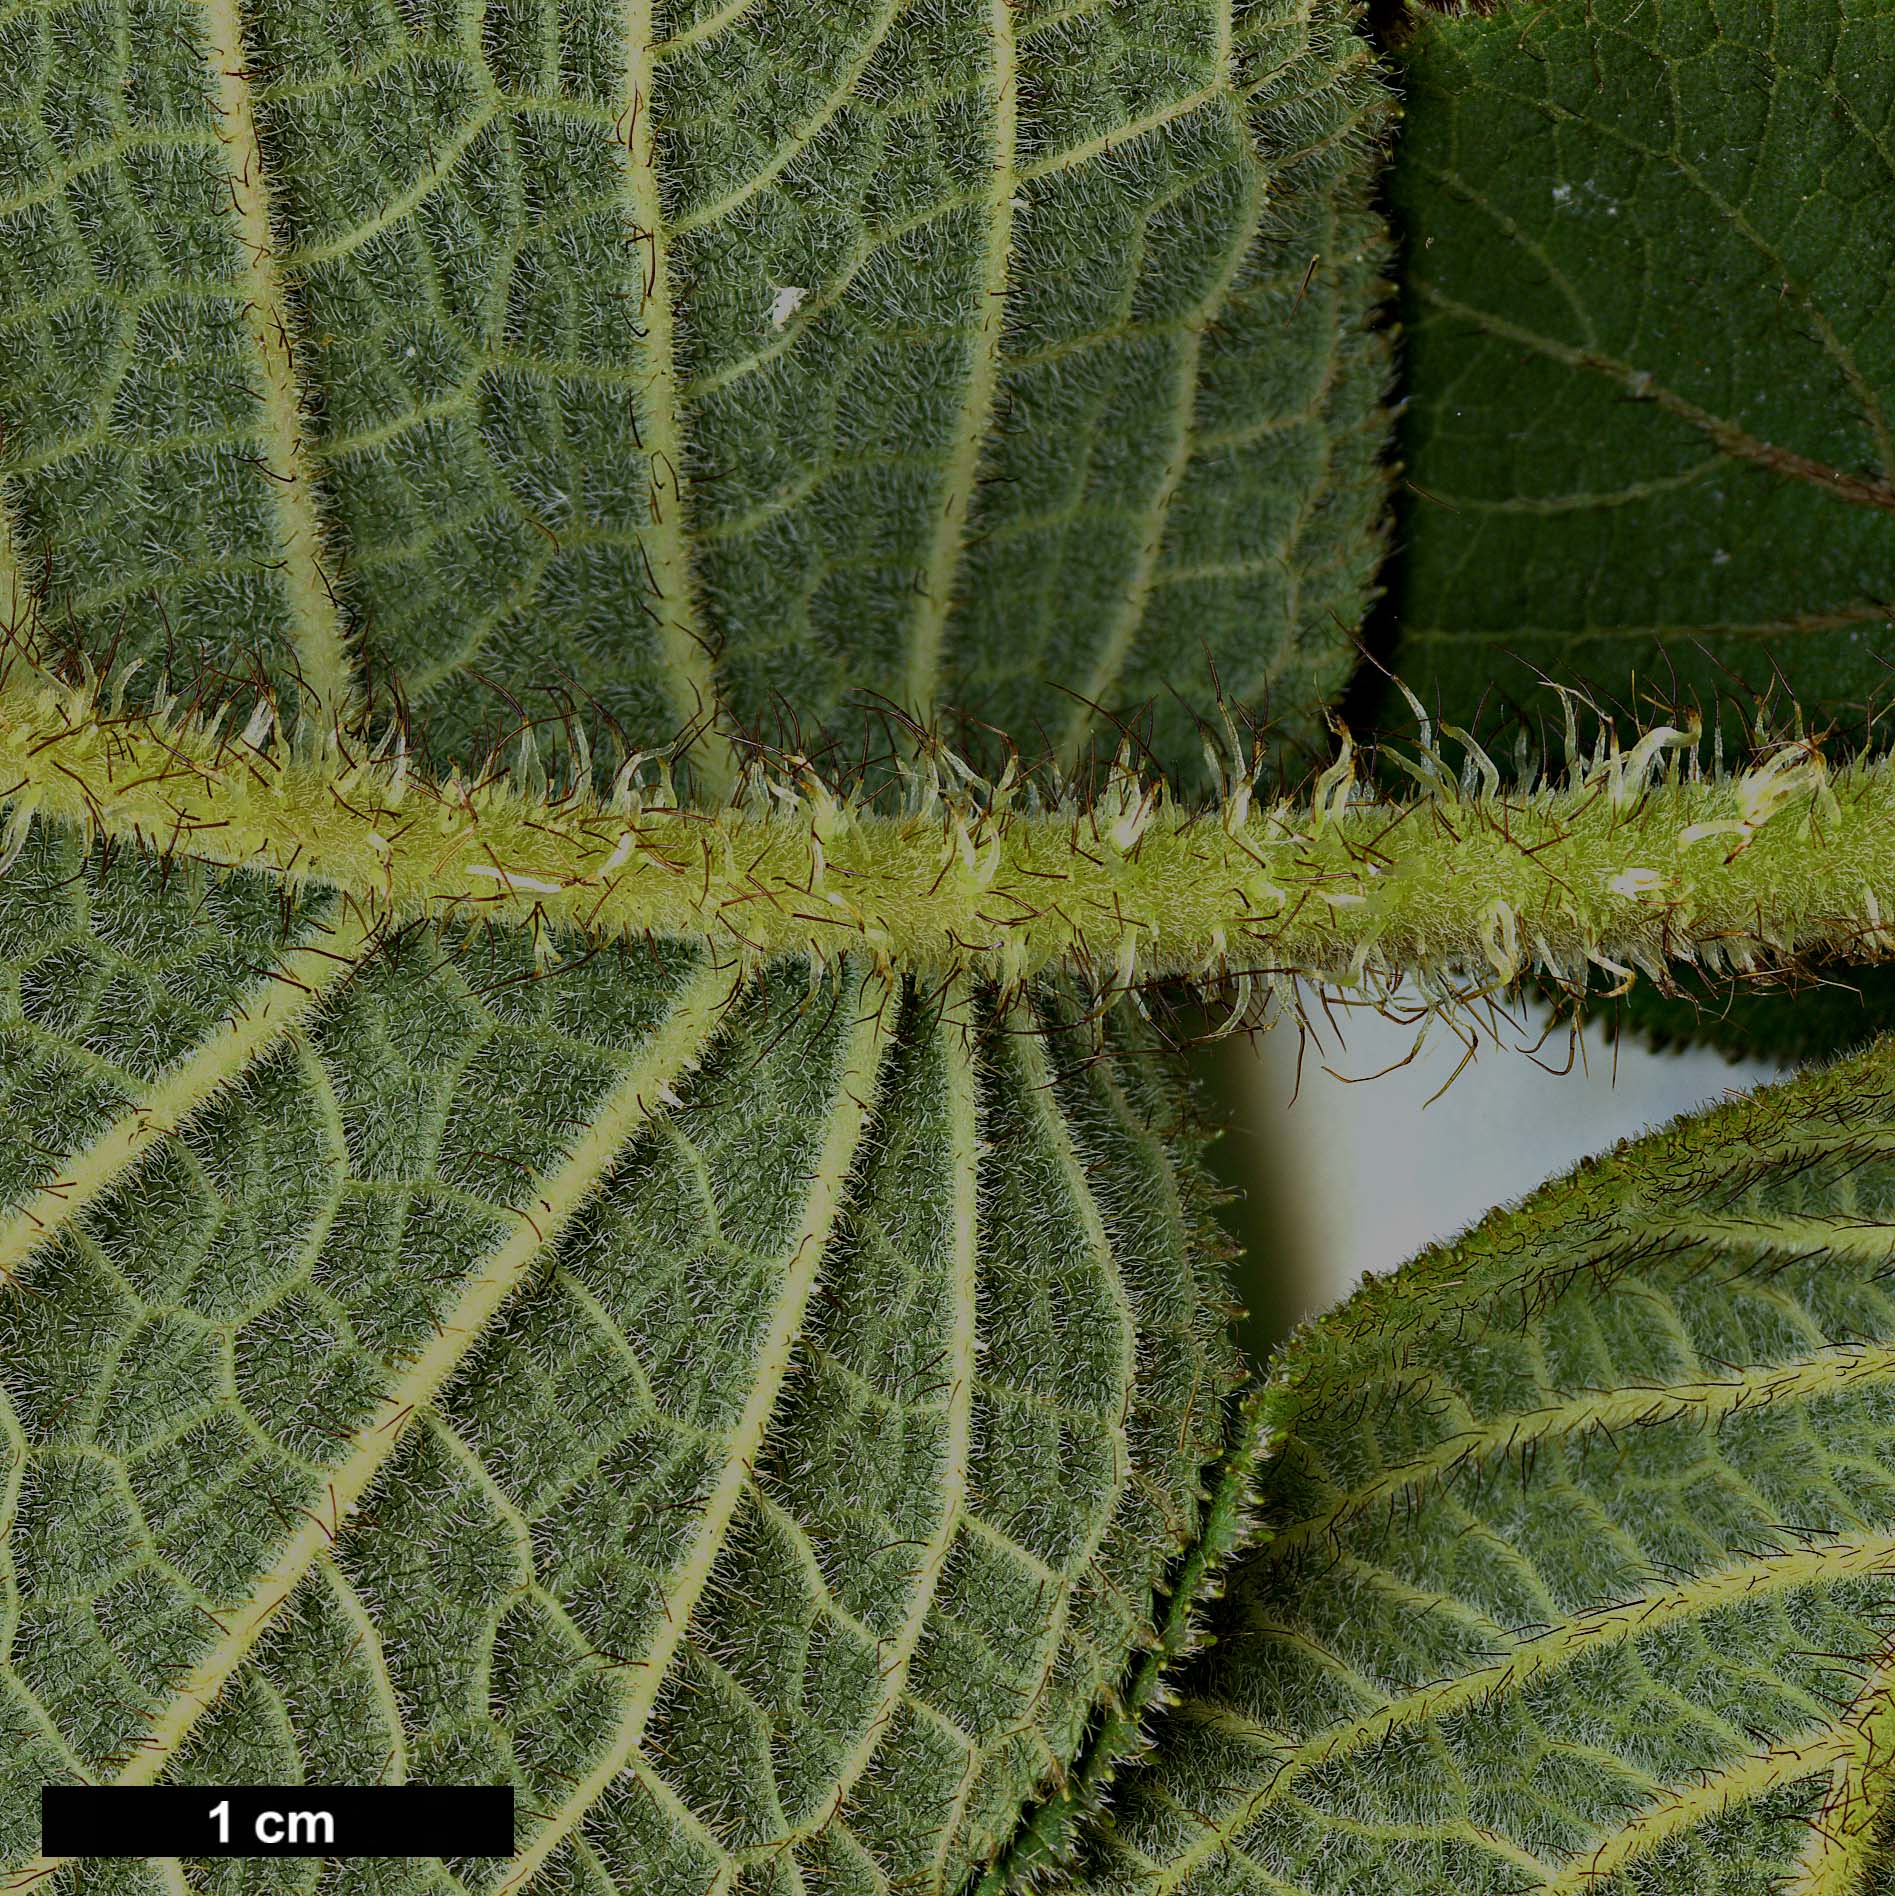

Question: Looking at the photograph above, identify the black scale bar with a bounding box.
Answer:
[41,1785,515,1858]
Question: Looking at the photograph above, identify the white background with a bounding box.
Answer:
[1219,990,1782,1336]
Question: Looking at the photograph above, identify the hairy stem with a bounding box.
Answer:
[3,669,1893,995]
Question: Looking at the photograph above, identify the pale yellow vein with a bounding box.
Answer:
[902,0,1017,719]
[0,1388,75,1776]
[282,104,500,272]
[1150,1526,1895,1894]
[1274,1338,1895,1555]
[196,0,356,716]
[1057,136,1264,770]
[1787,1633,1895,1895]
[0,909,374,1288]
[650,0,767,57]
[323,1558,409,1784]
[670,0,904,237]
[0,485,26,623]
[3,956,736,1891]
[930,1008,1138,1882]
[622,0,736,794]
[495,976,894,1892]
[793,998,981,1842]
[1541,1723,1853,1892]
[1017,82,1222,185]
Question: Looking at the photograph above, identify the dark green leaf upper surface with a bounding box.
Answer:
[1606,962,1895,1068]
[0,0,1392,784]
[1073,1043,1895,1893]
[1386,0,1895,742]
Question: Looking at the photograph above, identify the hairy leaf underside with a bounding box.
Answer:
[24,0,1895,1890]
[0,0,1390,787]
[0,814,1247,1892]
[0,0,1400,1884]
[1078,1043,1895,1894]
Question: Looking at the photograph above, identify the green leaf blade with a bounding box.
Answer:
[1073,1045,1895,1894]
[1389,0,1895,741]
[0,821,1244,1893]
[928,2,1392,779]
[0,0,1393,781]
[0,0,1390,1875]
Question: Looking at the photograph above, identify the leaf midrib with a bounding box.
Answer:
[622,0,731,789]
